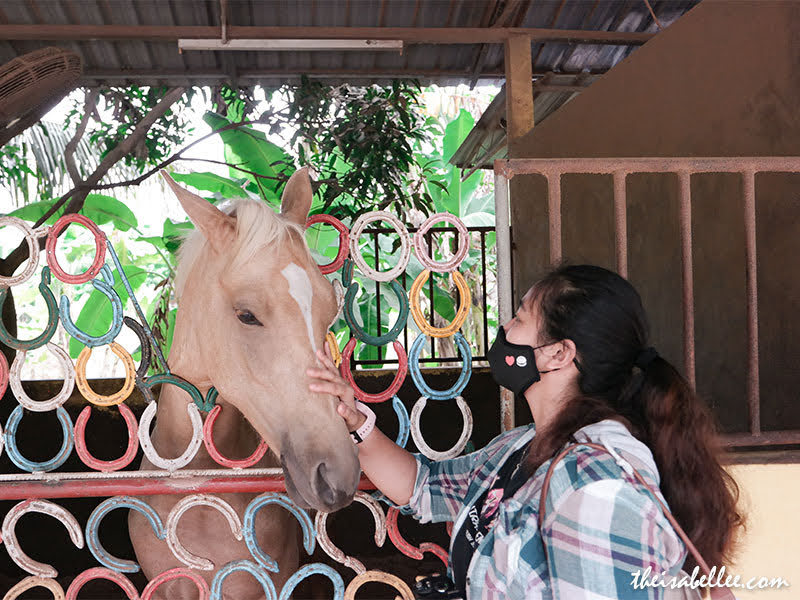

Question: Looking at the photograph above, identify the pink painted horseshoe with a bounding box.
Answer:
[1,500,84,577]
[65,568,139,600]
[385,507,448,567]
[45,214,107,285]
[141,567,210,600]
[0,344,8,400]
[203,404,269,469]
[74,404,139,472]
[305,214,350,275]
[339,338,408,404]
[4,576,65,600]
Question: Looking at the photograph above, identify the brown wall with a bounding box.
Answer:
[510,0,800,433]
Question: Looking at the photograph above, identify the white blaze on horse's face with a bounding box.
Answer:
[281,263,317,353]
[163,168,360,513]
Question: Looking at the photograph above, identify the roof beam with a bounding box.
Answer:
[0,25,654,45]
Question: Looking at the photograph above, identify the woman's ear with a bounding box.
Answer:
[541,339,577,369]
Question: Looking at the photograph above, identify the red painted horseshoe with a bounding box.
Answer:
[305,214,350,275]
[66,567,139,600]
[203,405,270,469]
[74,404,139,472]
[0,349,8,400]
[385,507,448,567]
[339,338,408,404]
[45,214,107,284]
[141,567,209,600]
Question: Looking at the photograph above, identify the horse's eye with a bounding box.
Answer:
[236,310,263,326]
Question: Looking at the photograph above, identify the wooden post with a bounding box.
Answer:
[504,34,534,150]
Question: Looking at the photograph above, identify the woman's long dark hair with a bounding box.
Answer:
[523,264,743,569]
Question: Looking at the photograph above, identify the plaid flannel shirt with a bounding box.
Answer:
[400,421,688,599]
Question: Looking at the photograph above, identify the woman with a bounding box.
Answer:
[308,264,743,599]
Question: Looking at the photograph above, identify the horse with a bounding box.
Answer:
[128,168,361,599]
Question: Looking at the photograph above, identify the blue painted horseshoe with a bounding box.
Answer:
[244,493,315,572]
[86,496,165,573]
[211,560,277,600]
[371,491,416,516]
[0,267,59,351]
[343,279,409,346]
[392,396,410,448]
[408,333,472,400]
[279,563,344,600]
[4,405,73,472]
[59,264,123,347]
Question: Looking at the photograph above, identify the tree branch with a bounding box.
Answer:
[64,88,100,185]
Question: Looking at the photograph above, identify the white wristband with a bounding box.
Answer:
[350,401,376,444]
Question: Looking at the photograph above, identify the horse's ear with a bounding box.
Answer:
[161,171,235,252]
[280,167,313,226]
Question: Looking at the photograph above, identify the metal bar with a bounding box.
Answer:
[613,170,628,278]
[721,431,800,448]
[427,230,436,360]
[481,230,489,356]
[743,169,760,435]
[678,170,696,389]
[374,230,382,362]
[496,157,800,177]
[547,172,562,265]
[494,172,515,431]
[0,25,656,45]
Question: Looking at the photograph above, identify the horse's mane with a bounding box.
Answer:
[175,198,305,298]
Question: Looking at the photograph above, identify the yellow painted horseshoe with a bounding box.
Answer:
[343,570,414,600]
[3,576,65,600]
[409,270,471,338]
[326,331,342,368]
[75,343,136,407]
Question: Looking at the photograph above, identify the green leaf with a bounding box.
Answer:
[442,109,475,164]
[169,171,249,200]
[81,194,138,232]
[162,219,194,254]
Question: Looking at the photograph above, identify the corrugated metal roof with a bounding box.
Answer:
[0,0,700,87]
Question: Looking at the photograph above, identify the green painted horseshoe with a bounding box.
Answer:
[0,267,59,351]
[137,373,206,410]
[343,279,409,347]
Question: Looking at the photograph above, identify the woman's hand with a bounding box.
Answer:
[307,344,366,432]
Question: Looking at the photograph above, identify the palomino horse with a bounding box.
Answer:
[129,168,361,598]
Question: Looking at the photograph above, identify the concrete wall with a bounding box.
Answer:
[509,0,800,432]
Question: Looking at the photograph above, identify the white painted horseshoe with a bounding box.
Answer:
[349,211,411,282]
[413,212,470,273]
[327,278,345,330]
[166,494,244,571]
[0,217,47,287]
[9,342,75,412]
[410,396,474,461]
[1,499,84,578]
[138,400,203,471]
[3,576,65,600]
[314,491,386,575]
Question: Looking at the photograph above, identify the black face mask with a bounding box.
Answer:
[487,326,560,396]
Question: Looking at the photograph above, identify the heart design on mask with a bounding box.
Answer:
[505,355,515,366]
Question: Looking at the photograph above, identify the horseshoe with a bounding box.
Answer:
[0,349,7,400]
[413,213,470,272]
[86,496,164,573]
[138,372,206,411]
[165,494,243,571]
[211,560,277,600]
[386,507,449,567]
[45,213,106,285]
[1,499,84,577]
[391,395,411,448]
[8,342,73,412]
[315,491,386,575]
[5,405,74,472]
[329,278,345,330]
[0,267,59,351]
[339,338,408,404]
[343,279,409,346]
[409,269,471,338]
[325,331,342,368]
[65,568,139,600]
[141,567,209,600]
[280,563,345,600]
[3,576,65,600]
[244,493,315,572]
[0,217,48,288]
[59,265,123,347]
[203,404,269,469]
[410,396,473,461]
[123,316,151,380]
[343,570,414,600]
[75,343,136,407]
[370,491,416,516]
[138,400,203,472]
[408,333,472,400]
[349,211,411,282]
[306,214,350,275]
[74,404,139,472]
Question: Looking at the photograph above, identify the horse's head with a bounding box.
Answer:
[162,168,359,512]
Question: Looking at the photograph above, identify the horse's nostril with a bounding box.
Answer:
[313,462,341,508]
